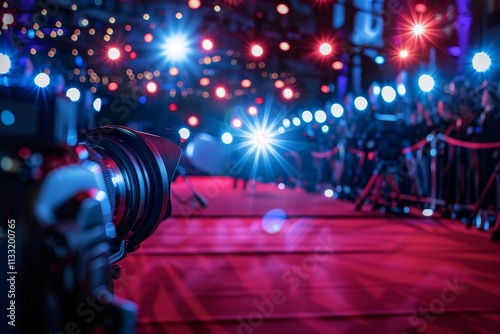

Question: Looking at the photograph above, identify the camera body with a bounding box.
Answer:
[1,85,181,333]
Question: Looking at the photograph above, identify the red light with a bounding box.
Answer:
[255,97,264,104]
[283,88,293,99]
[251,44,264,57]
[188,116,199,127]
[18,147,31,159]
[146,82,157,93]
[415,4,427,13]
[231,118,243,128]
[188,0,201,9]
[279,42,290,51]
[320,85,330,93]
[274,80,285,89]
[199,77,210,86]
[399,49,409,59]
[124,45,132,52]
[241,79,252,88]
[332,61,343,70]
[169,103,178,112]
[276,4,289,15]
[215,87,226,98]
[248,106,258,116]
[144,33,154,43]
[108,47,120,60]
[130,51,137,59]
[202,39,213,51]
[108,82,118,91]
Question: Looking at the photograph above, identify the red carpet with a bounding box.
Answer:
[116,176,500,334]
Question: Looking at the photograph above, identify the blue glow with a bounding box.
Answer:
[262,209,286,234]
[1,110,15,126]
[278,126,285,134]
[282,118,291,128]
[397,83,406,96]
[163,34,190,61]
[321,125,329,133]
[75,55,84,67]
[302,110,313,123]
[0,53,11,74]
[34,73,50,88]
[139,96,147,104]
[28,29,35,38]
[375,55,385,64]
[373,84,381,96]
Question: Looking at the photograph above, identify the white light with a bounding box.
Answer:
[324,189,334,197]
[319,43,333,56]
[397,83,407,96]
[292,117,301,126]
[251,45,264,57]
[422,209,433,217]
[314,109,327,123]
[373,85,381,96]
[2,13,14,25]
[278,126,285,134]
[282,118,291,128]
[302,110,313,123]
[375,55,385,64]
[66,88,81,102]
[108,47,120,60]
[221,132,233,144]
[354,96,368,111]
[330,103,344,118]
[0,53,11,74]
[34,73,50,88]
[418,74,435,93]
[95,190,107,201]
[179,127,190,139]
[93,98,102,112]
[164,35,189,61]
[321,125,329,133]
[252,130,272,149]
[381,86,396,103]
[472,52,491,72]
[278,183,285,190]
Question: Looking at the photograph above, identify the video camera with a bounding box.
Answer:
[0,84,181,333]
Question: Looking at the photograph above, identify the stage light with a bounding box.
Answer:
[200,77,210,86]
[276,4,289,15]
[248,106,258,116]
[397,83,407,96]
[179,127,190,140]
[418,74,434,92]
[108,82,118,91]
[324,189,334,198]
[216,86,226,98]
[415,3,427,13]
[279,42,290,51]
[321,125,329,133]
[169,103,178,112]
[412,23,425,36]
[146,81,158,93]
[164,34,189,61]
[319,42,333,56]
[221,132,233,144]
[274,80,285,89]
[187,116,199,127]
[144,33,154,43]
[399,49,409,59]
[66,88,81,102]
[381,86,396,102]
[375,55,385,64]
[241,79,252,88]
[0,53,11,74]
[251,129,272,149]
[251,44,264,57]
[422,209,433,217]
[330,103,344,118]
[108,47,120,60]
[93,98,102,112]
[354,96,368,111]
[320,85,330,94]
[332,61,343,70]
[302,110,313,123]
[282,118,291,128]
[373,84,381,96]
[188,0,201,9]
[314,109,327,123]
[34,73,50,88]
[232,118,242,128]
[472,52,491,72]
[292,117,301,126]
[202,38,213,51]
[283,88,293,99]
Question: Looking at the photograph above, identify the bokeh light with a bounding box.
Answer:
[302,110,313,123]
[418,74,435,92]
[216,86,226,98]
[34,73,50,88]
[179,127,190,140]
[314,109,327,123]
[202,38,213,51]
[146,81,158,93]
[472,52,491,72]
[330,103,344,118]
[108,47,120,60]
[381,86,396,103]
[188,115,199,127]
[354,97,368,111]
[283,88,293,99]
[319,42,333,56]
[276,4,289,15]
[251,44,264,57]
[279,42,290,51]
[248,106,258,116]
[232,118,243,128]
[66,88,81,102]
[222,132,233,144]
[0,53,11,74]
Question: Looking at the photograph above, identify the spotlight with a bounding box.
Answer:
[231,118,242,128]
[319,43,333,56]
[354,97,368,111]
[301,110,313,123]
[330,103,344,118]
[472,52,491,72]
[108,47,120,60]
[66,88,81,102]
[0,53,11,74]
[248,106,258,116]
[188,116,199,127]
[283,88,293,99]
[221,132,233,144]
[399,49,409,59]
[34,73,50,88]
[216,87,226,98]
[251,130,272,149]
[381,86,396,103]
[164,34,189,61]
[146,82,158,94]
[251,44,264,57]
[201,38,213,51]
[412,23,425,36]
[418,74,434,93]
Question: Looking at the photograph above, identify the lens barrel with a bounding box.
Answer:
[78,125,181,252]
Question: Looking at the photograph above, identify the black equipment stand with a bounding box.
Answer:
[171,165,208,209]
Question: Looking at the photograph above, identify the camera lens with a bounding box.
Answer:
[78,125,181,252]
